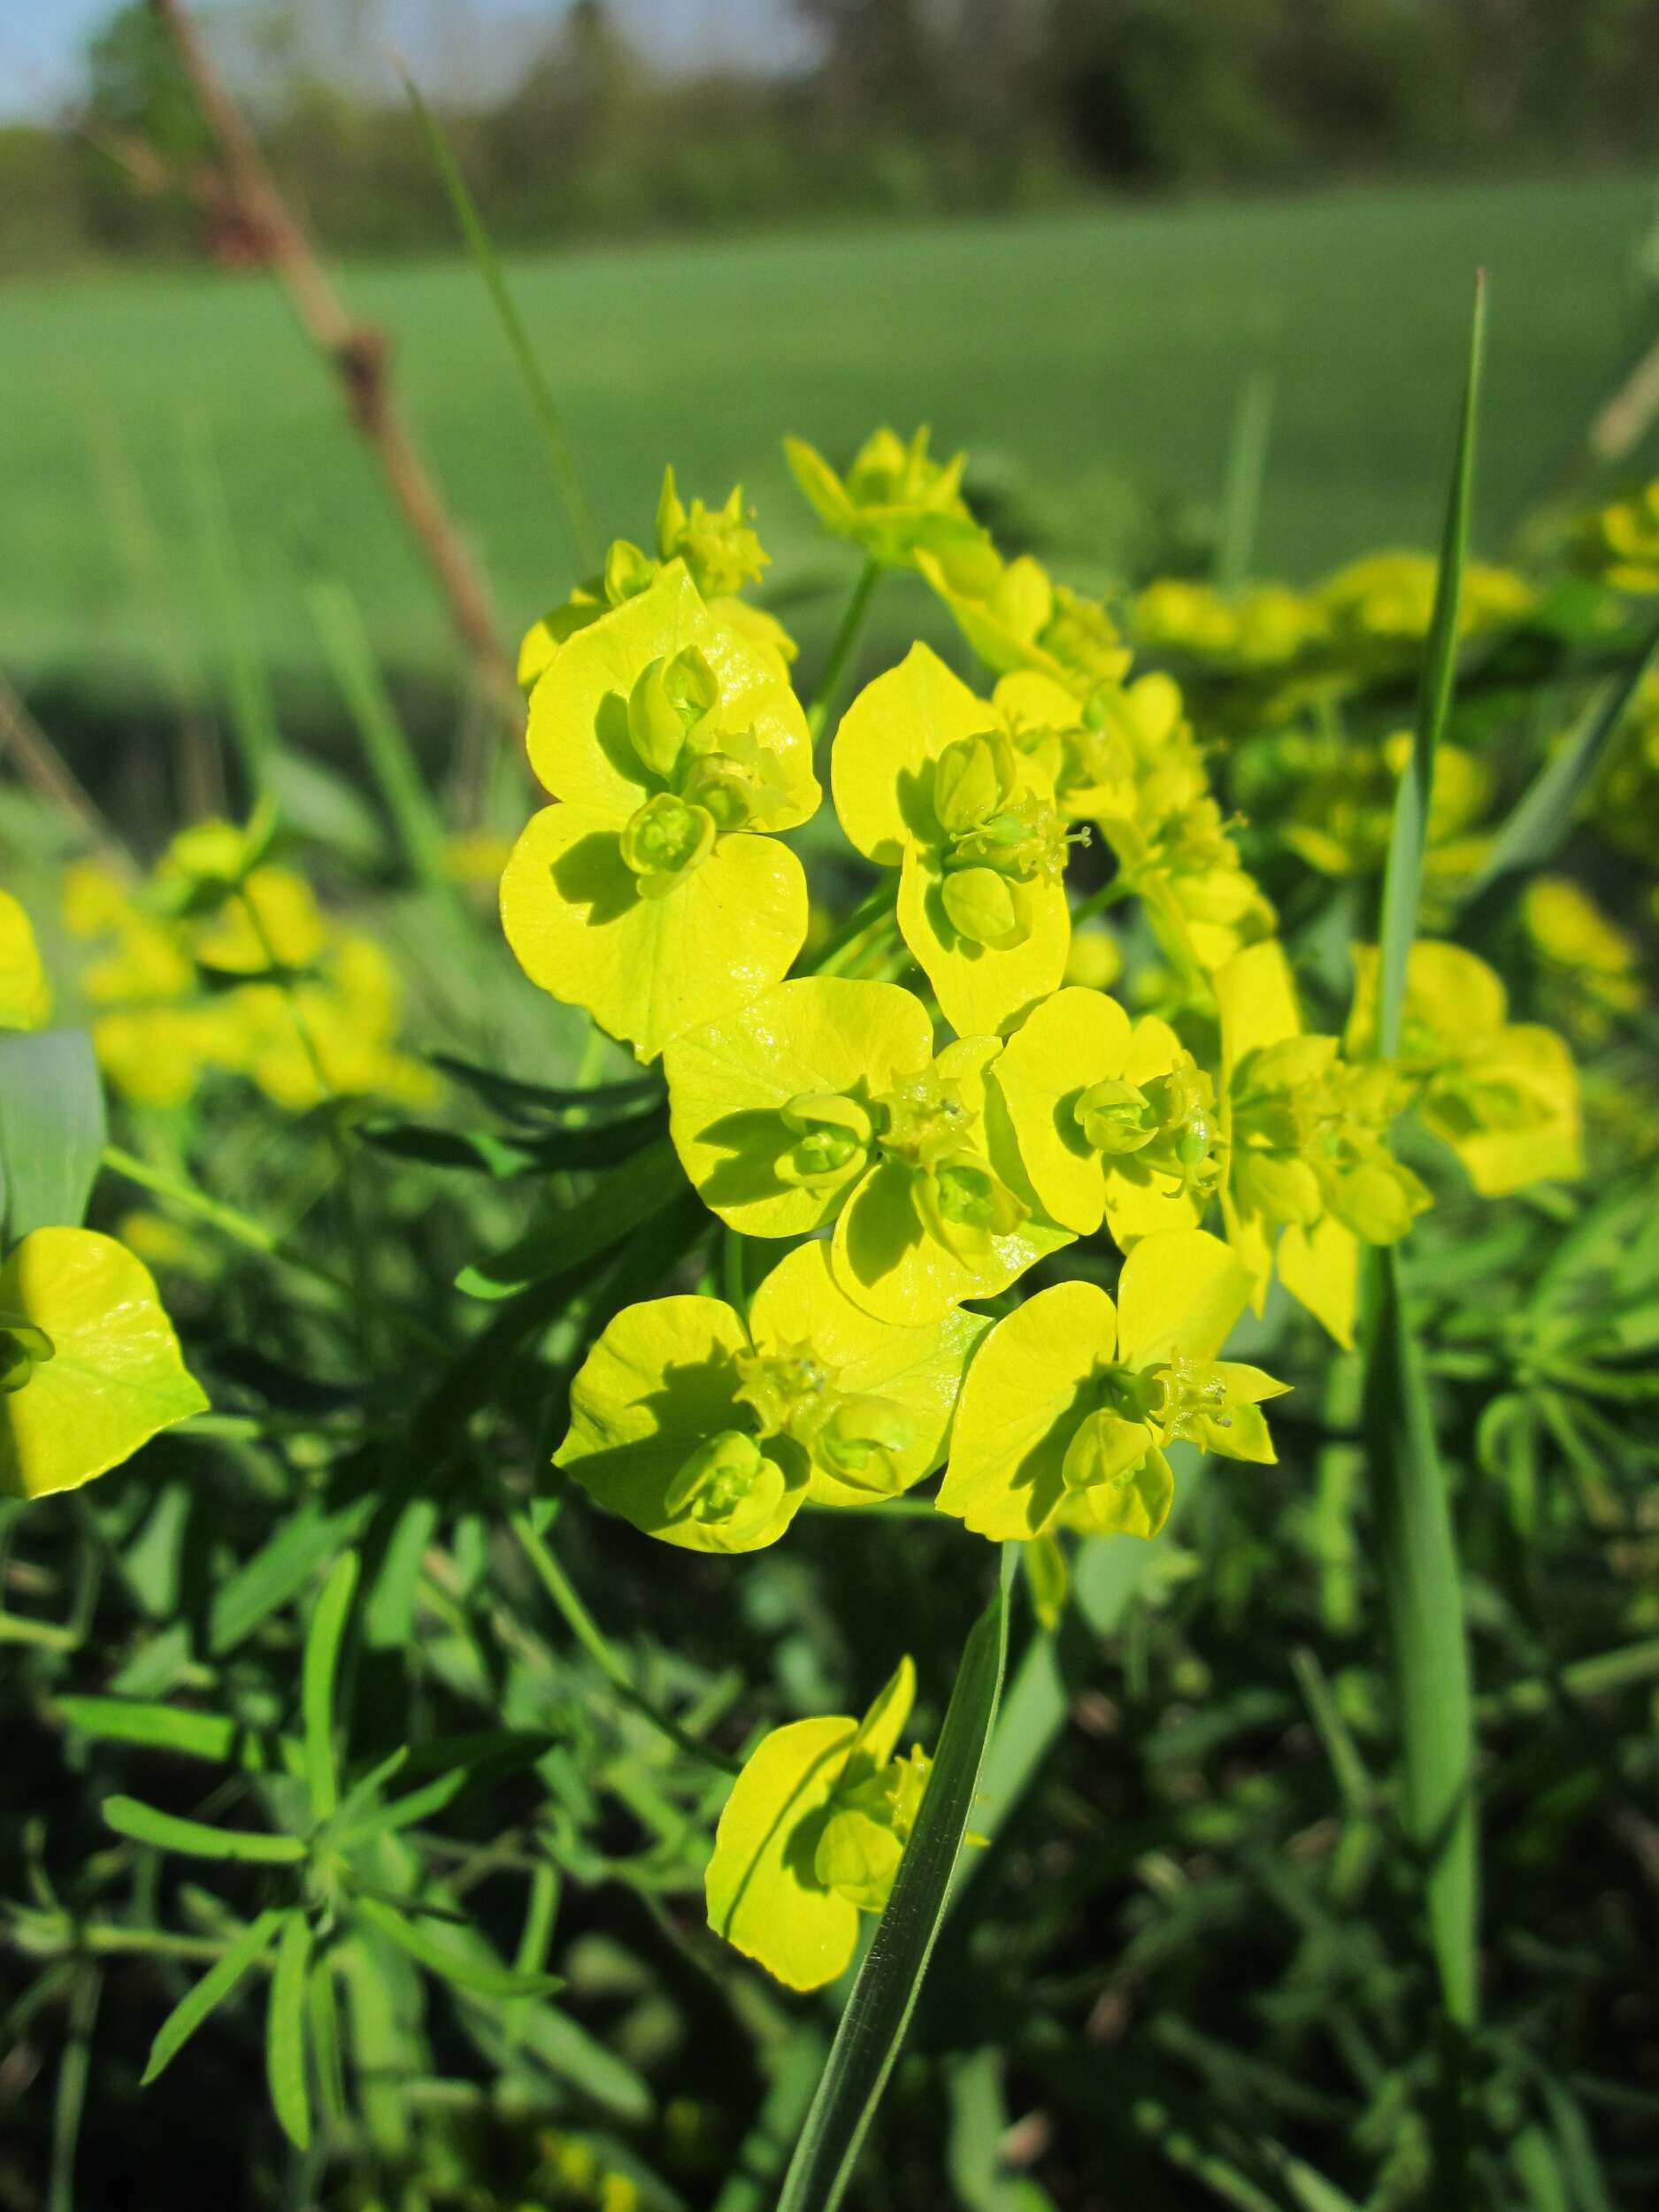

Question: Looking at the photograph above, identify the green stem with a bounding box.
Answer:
[807,559,881,741]
[1069,874,1133,930]
[805,880,897,977]
[504,1508,741,1775]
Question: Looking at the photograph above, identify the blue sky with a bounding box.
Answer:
[0,0,811,120]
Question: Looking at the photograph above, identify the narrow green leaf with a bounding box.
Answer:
[1375,274,1486,1057]
[0,1031,105,1243]
[307,1954,349,2132]
[402,70,599,572]
[426,1053,661,1125]
[778,1550,1013,2212]
[361,1106,666,1178]
[266,1914,314,2152]
[56,1698,260,1769]
[142,1909,283,2085]
[302,1551,358,1824]
[1462,603,1659,916]
[351,1893,564,2000]
[457,1136,688,1300]
[104,1794,306,1864]
[301,567,466,914]
[1363,1248,1479,2029]
[1215,356,1278,594]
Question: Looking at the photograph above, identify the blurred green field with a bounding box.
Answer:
[4,170,1655,693]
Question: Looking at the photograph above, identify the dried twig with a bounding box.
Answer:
[0,674,131,867]
[147,0,518,716]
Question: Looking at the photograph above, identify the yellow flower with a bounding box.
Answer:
[1523,876,1642,1041]
[1278,731,1492,884]
[916,540,1131,703]
[1348,941,1582,1198]
[518,469,792,695]
[663,975,1070,1324]
[785,425,981,570]
[502,562,819,1064]
[937,1229,1287,1543]
[556,1240,988,1548]
[1217,941,1430,1348]
[705,1655,929,1988]
[989,986,1217,1248]
[1131,579,1330,672]
[833,644,1079,1034]
[1578,477,1659,595]
[1318,550,1536,650]
[1,1229,207,1502]
[0,892,50,1030]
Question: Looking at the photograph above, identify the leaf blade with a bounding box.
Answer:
[103,1794,306,1864]
[142,1909,283,2085]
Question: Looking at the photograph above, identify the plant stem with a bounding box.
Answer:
[504,1508,740,1775]
[807,560,881,741]
[1069,875,1132,929]
[806,881,898,976]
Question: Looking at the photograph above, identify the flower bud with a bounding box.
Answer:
[933,732,1016,835]
[812,1393,913,1492]
[603,538,657,604]
[0,1316,52,1395]
[1075,1077,1157,1156]
[916,1152,1025,1260]
[941,864,1021,948]
[626,648,719,780]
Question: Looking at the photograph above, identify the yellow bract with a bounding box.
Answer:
[503,563,819,1064]
[0,1229,207,1502]
[988,986,1216,1248]
[832,643,1074,1036]
[785,426,981,571]
[1348,941,1582,1197]
[1217,941,1429,1348]
[915,540,1132,702]
[554,1241,988,1548]
[518,471,791,697]
[0,891,51,1030]
[705,1655,928,1988]
[664,976,1071,1325]
[936,1231,1286,1544]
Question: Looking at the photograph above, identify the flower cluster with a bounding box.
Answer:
[495,429,1592,1987]
[61,818,432,1111]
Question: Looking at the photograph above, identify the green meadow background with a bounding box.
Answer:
[6,171,1654,695]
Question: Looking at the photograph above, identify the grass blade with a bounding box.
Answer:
[104,1795,306,1864]
[1363,1251,1479,2027]
[1463,603,1659,916]
[142,1909,283,2085]
[1216,357,1278,594]
[302,1551,358,1824]
[403,72,600,574]
[777,1548,1013,2212]
[266,1912,314,2151]
[301,565,465,916]
[1376,273,1486,1056]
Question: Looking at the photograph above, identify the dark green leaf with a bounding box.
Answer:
[427,1052,662,1127]
[457,1136,688,1300]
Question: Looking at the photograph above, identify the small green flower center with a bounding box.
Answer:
[1075,1056,1222,1199]
[776,1091,874,1192]
[662,1428,784,1540]
[811,1394,914,1493]
[733,1340,912,1495]
[618,793,717,895]
[930,732,1083,947]
[733,1340,837,1440]
[0,1316,52,1396]
[872,1067,972,1170]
